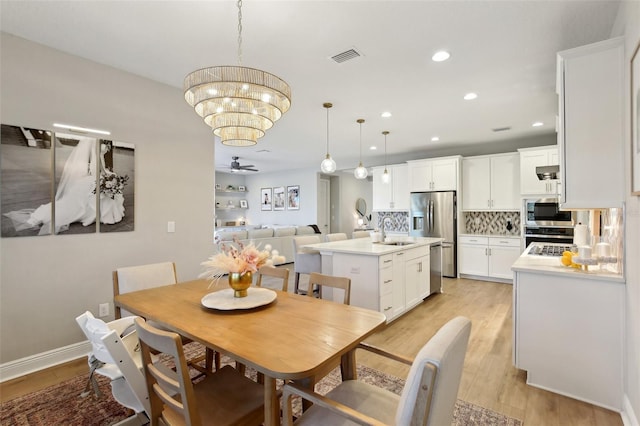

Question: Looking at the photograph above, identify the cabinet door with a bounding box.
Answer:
[459,244,488,276]
[408,162,432,192]
[431,159,458,191]
[462,157,491,211]
[491,154,520,210]
[404,256,421,308]
[488,246,520,279]
[392,251,406,318]
[416,254,430,299]
[372,167,393,211]
[392,165,409,210]
[520,150,550,195]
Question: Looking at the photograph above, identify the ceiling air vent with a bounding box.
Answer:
[492,126,512,132]
[331,48,362,64]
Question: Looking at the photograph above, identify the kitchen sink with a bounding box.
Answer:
[376,241,415,246]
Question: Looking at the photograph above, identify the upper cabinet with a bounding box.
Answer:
[462,153,520,211]
[407,157,460,192]
[557,37,624,208]
[372,164,409,211]
[518,146,560,196]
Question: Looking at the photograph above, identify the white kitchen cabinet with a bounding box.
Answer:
[557,37,624,208]
[513,270,624,409]
[372,164,409,211]
[518,146,560,196]
[459,235,520,281]
[462,153,519,211]
[407,157,460,192]
[404,250,430,309]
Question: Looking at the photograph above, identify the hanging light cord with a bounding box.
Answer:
[326,106,330,155]
[358,119,364,163]
[384,131,388,167]
[237,0,243,65]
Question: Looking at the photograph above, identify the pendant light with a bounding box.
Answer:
[183,0,291,146]
[354,119,368,179]
[320,102,337,173]
[381,131,390,184]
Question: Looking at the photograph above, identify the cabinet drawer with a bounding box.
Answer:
[379,254,394,268]
[459,235,489,245]
[380,293,393,318]
[380,267,394,295]
[489,237,521,248]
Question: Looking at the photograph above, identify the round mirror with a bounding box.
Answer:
[355,198,367,217]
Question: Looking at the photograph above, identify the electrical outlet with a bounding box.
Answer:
[99,303,109,317]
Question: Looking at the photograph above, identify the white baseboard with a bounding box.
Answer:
[622,394,640,426]
[0,341,91,383]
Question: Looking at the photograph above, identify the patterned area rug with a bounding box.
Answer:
[1,344,522,425]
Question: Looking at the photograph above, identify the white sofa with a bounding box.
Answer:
[214,225,318,265]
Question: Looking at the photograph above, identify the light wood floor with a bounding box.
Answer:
[0,276,623,425]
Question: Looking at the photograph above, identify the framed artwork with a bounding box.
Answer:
[287,185,300,210]
[240,199,248,209]
[238,185,246,192]
[273,186,285,211]
[261,188,272,211]
[632,40,640,195]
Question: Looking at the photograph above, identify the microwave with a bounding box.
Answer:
[525,198,575,227]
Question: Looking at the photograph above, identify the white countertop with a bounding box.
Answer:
[511,244,624,283]
[302,236,443,256]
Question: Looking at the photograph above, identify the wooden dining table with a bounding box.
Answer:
[114,279,387,425]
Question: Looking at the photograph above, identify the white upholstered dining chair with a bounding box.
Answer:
[113,261,217,373]
[282,316,472,426]
[324,233,348,242]
[352,230,371,239]
[291,235,322,295]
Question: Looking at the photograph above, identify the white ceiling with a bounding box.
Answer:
[0,1,621,174]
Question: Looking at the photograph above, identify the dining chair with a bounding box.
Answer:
[255,265,290,292]
[324,233,348,242]
[113,261,218,373]
[75,311,150,424]
[291,235,322,295]
[307,272,351,305]
[352,230,371,239]
[134,317,265,426]
[282,316,472,426]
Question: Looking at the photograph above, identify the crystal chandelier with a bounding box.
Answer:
[320,102,337,173]
[354,119,368,179]
[381,131,390,184]
[183,0,291,146]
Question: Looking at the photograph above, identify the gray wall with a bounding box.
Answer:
[0,34,216,363]
[338,173,373,234]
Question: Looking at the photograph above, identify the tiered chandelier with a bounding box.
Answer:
[183,0,291,146]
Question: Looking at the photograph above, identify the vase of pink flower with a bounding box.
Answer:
[201,239,286,297]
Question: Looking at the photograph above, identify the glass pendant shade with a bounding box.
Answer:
[381,131,390,184]
[381,168,391,183]
[355,162,368,179]
[320,102,336,173]
[321,154,337,173]
[354,118,368,180]
[183,1,291,146]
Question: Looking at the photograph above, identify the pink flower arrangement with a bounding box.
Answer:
[200,239,286,285]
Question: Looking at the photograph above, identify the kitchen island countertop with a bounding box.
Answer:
[302,236,443,256]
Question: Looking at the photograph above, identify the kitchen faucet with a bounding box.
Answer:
[382,217,393,241]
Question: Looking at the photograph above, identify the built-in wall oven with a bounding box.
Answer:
[524,199,576,247]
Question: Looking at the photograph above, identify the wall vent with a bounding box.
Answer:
[492,126,512,132]
[331,48,362,64]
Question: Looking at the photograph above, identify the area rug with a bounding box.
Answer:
[1,343,522,425]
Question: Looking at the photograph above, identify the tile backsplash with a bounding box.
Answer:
[376,212,409,232]
[464,211,521,235]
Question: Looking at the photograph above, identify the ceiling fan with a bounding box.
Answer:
[229,156,258,172]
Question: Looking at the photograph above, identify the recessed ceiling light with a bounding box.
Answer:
[463,93,478,101]
[432,50,450,62]
[369,146,377,150]
[381,111,392,118]
[532,121,544,127]
[431,136,440,142]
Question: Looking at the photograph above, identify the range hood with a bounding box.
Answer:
[536,165,559,180]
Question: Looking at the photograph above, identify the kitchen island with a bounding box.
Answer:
[511,243,625,411]
[302,237,443,323]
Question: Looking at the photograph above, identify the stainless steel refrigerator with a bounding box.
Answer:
[409,191,457,277]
